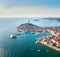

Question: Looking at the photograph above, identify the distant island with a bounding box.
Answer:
[44,18,60,22]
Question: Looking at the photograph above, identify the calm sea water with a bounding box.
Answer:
[0,18,60,57]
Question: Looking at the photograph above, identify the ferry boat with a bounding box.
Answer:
[10,34,16,39]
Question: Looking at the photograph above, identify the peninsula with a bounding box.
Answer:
[17,22,44,33]
[36,27,60,51]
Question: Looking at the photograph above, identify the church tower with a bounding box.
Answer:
[28,20,30,23]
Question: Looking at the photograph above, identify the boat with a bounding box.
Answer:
[37,49,40,52]
[10,34,16,39]
[35,32,40,35]
[35,40,40,44]
[30,32,35,34]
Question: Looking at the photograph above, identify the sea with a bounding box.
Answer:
[0,18,60,57]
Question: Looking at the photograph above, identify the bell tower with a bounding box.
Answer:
[28,20,30,23]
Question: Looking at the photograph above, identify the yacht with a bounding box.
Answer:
[10,34,16,39]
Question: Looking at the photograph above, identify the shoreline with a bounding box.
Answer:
[36,27,60,52]
[36,38,60,52]
[40,41,60,51]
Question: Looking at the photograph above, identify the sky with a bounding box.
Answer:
[0,0,60,17]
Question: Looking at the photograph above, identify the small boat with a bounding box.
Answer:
[30,32,35,34]
[35,32,40,35]
[35,40,40,44]
[35,41,38,44]
[10,34,16,39]
[37,49,40,52]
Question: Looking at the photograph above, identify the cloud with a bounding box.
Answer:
[0,4,60,17]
